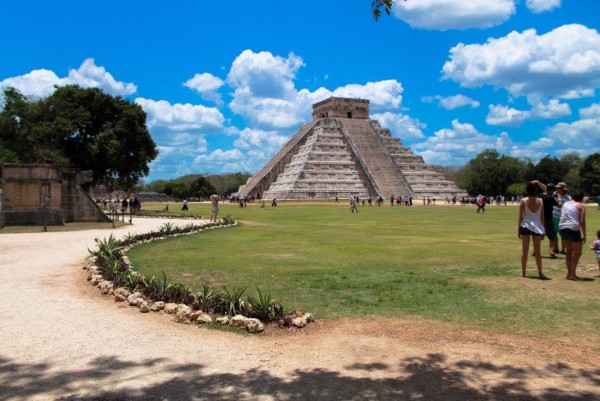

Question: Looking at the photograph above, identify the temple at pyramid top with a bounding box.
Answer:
[238,97,466,200]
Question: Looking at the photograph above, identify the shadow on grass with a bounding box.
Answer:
[1,354,599,400]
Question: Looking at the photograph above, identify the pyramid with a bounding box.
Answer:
[238,97,467,200]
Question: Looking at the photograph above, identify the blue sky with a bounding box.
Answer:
[2,0,600,183]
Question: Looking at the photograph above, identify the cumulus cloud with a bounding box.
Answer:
[392,0,515,30]
[410,119,515,165]
[66,58,137,95]
[442,24,600,99]
[486,104,529,126]
[331,80,403,109]
[184,72,224,105]
[486,99,571,126]
[526,0,561,14]
[422,94,480,110]
[193,148,248,173]
[0,58,136,100]
[544,103,600,154]
[371,112,425,140]
[580,102,600,119]
[226,50,404,128]
[0,69,65,99]
[135,98,224,132]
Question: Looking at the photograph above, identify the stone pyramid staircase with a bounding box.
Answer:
[238,97,467,200]
[263,119,368,199]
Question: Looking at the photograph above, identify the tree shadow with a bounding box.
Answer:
[1,353,598,400]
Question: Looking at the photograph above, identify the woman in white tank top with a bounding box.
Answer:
[558,191,587,280]
[517,181,546,279]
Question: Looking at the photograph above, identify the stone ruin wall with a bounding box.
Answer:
[0,164,110,226]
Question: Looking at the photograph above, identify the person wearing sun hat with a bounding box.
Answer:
[554,182,571,254]
[533,180,558,259]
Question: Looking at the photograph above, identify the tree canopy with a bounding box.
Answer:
[144,173,251,199]
[452,149,590,197]
[579,152,600,195]
[0,86,158,189]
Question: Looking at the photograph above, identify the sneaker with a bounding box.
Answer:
[549,254,557,259]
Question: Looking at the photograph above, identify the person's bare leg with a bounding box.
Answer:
[532,235,545,278]
[521,235,530,277]
[564,240,574,279]
[570,242,582,279]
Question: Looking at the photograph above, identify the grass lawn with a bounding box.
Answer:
[127,201,600,340]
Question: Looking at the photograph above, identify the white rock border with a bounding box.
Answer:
[84,218,315,334]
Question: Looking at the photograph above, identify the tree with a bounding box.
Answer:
[528,155,571,185]
[0,86,158,189]
[579,152,600,195]
[461,149,526,196]
[190,176,216,198]
[372,0,404,21]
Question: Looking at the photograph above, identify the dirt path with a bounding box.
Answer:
[1,218,599,400]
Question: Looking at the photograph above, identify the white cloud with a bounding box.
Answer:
[135,98,224,132]
[226,50,404,128]
[442,24,600,99]
[0,69,65,99]
[331,80,403,109]
[66,58,137,95]
[529,99,571,119]
[371,112,425,140]
[392,0,515,30]
[545,116,600,154]
[580,102,600,119]
[486,104,529,126]
[526,0,561,14]
[422,94,479,110]
[193,149,248,173]
[411,119,514,165]
[0,58,136,100]
[486,99,571,126]
[184,72,224,105]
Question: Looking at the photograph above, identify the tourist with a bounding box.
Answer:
[533,181,559,259]
[181,199,189,211]
[390,195,394,206]
[476,195,487,213]
[518,181,546,279]
[209,194,219,222]
[591,229,600,276]
[554,182,571,254]
[350,196,358,213]
[559,191,587,280]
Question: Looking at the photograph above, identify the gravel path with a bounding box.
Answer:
[1,218,599,400]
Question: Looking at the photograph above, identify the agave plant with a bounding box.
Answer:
[99,259,127,282]
[139,275,159,299]
[164,283,191,304]
[218,286,247,316]
[246,287,284,322]
[124,272,143,291]
[121,232,138,246]
[196,282,221,312]
[88,234,124,265]
[158,222,175,235]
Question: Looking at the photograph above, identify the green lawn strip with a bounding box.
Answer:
[127,203,600,339]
